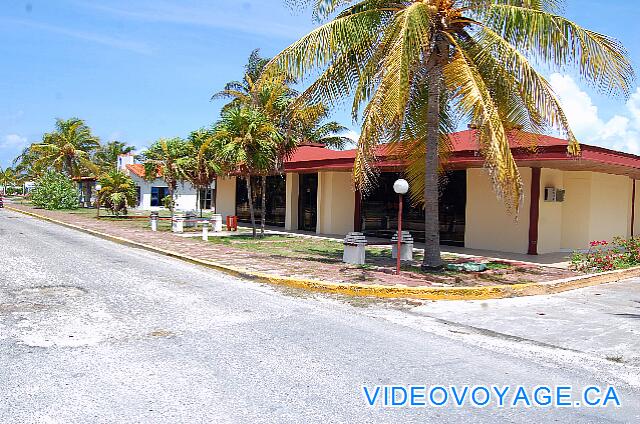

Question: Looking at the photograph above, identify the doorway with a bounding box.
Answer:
[298,173,318,232]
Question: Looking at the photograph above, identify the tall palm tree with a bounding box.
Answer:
[0,167,16,195]
[178,129,221,217]
[292,103,353,149]
[95,141,136,172]
[216,49,352,234]
[212,106,280,238]
[267,0,634,269]
[139,137,189,214]
[30,118,100,178]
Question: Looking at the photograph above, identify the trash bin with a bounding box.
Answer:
[185,211,197,228]
[172,212,186,233]
[211,214,223,232]
[343,232,367,265]
[391,231,414,261]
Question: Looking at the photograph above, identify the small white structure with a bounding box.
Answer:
[343,232,367,265]
[391,231,414,261]
[118,154,216,212]
[211,214,223,232]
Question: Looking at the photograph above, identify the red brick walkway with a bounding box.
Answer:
[8,204,577,287]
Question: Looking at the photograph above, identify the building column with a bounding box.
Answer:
[354,189,362,232]
[528,167,541,255]
[285,173,299,231]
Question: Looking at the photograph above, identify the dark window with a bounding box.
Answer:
[298,173,318,232]
[359,171,466,246]
[235,175,286,227]
[151,186,169,207]
[135,186,141,207]
[199,186,216,210]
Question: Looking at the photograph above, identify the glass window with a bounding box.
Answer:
[151,186,169,207]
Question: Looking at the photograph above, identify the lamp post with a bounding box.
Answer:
[393,179,409,276]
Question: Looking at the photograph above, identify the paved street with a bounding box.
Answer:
[1,209,640,423]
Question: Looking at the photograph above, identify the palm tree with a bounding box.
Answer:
[96,170,137,216]
[292,103,353,149]
[216,49,352,235]
[30,118,100,178]
[139,138,189,214]
[178,129,221,217]
[267,0,634,269]
[95,141,136,172]
[212,106,280,238]
[0,167,16,195]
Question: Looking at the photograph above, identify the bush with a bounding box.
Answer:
[97,171,137,215]
[31,171,79,210]
[570,237,640,272]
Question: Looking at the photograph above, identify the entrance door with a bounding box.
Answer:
[298,173,318,232]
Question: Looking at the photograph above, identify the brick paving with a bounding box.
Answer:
[7,203,578,287]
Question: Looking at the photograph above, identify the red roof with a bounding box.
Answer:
[123,130,640,180]
[126,164,162,178]
[284,130,640,179]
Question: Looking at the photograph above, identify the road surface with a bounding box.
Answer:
[1,209,639,423]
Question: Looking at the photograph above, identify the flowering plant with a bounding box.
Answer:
[571,237,640,272]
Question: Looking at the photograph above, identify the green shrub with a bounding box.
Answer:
[97,170,137,215]
[31,171,79,210]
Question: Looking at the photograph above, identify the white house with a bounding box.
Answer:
[118,154,216,212]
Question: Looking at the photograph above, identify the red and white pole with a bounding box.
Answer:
[397,193,403,276]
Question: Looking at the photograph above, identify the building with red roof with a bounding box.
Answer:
[124,130,640,255]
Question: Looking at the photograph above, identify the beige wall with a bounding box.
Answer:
[215,176,236,218]
[316,171,355,236]
[537,168,564,254]
[285,173,299,231]
[589,172,632,242]
[560,172,592,250]
[465,167,532,254]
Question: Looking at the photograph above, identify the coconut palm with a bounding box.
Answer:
[0,167,16,195]
[267,0,635,268]
[30,118,100,178]
[95,141,136,172]
[178,129,221,217]
[139,137,189,214]
[292,103,353,149]
[97,170,137,216]
[216,50,352,234]
[212,106,280,237]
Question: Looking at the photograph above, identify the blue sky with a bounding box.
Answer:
[1,0,639,168]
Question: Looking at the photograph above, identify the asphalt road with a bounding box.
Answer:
[1,209,639,423]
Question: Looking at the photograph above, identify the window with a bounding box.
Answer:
[135,186,141,207]
[151,186,169,207]
[199,187,215,210]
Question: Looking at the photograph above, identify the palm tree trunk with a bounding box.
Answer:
[246,175,257,238]
[422,43,446,270]
[260,176,267,237]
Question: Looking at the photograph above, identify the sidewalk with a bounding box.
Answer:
[6,203,578,289]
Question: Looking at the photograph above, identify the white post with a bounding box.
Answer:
[150,212,159,232]
[202,222,209,241]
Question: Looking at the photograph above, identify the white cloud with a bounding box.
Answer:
[0,18,153,55]
[549,73,640,154]
[1,134,28,149]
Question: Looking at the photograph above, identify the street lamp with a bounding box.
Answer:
[393,179,409,276]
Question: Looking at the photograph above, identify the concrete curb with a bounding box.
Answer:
[7,206,640,301]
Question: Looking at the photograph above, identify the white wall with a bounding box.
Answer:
[129,174,199,211]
